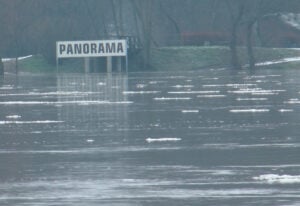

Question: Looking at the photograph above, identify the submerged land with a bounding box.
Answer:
[3,46,300,73]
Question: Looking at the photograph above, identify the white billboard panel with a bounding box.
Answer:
[56,40,127,58]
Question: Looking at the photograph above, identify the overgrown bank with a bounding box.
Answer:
[5,46,300,73]
[150,46,300,70]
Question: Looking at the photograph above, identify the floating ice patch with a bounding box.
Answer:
[226,83,257,88]
[136,84,147,88]
[203,77,219,80]
[168,91,220,94]
[149,81,165,84]
[146,137,181,143]
[0,91,103,97]
[268,74,281,77]
[229,109,270,113]
[86,139,95,143]
[102,101,133,104]
[212,170,235,175]
[238,143,300,148]
[202,84,225,88]
[0,101,77,105]
[6,115,21,119]
[278,109,294,112]
[169,76,185,79]
[172,85,194,88]
[31,131,42,134]
[197,95,226,98]
[0,85,14,90]
[154,97,191,101]
[228,89,284,96]
[0,101,133,105]
[202,143,239,150]
[123,91,160,94]
[0,120,63,125]
[97,82,106,86]
[236,98,268,101]
[203,143,300,149]
[181,110,199,113]
[285,99,300,104]
[150,123,160,127]
[253,174,300,184]
[244,75,267,79]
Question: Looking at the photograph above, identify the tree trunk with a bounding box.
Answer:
[15,57,18,74]
[229,20,241,69]
[142,1,153,69]
[246,21,256,70]
[159,2,181,45]
[83,0,101,38]
[111,0,120,37]
[131,0,153,69]
[226,1,244,70]
[209,0,220,31]
[0,59,4,75]
[118,0,124,36]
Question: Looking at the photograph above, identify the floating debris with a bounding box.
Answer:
[181,110,199,113]
[154,97,191,101]
[0,120,64,125]
[253,174,300,184]
[168,91,220,94]
[146,137,181,143]
[6,115,21,119]
[278,109,294,113]
[236,98,268,101]
[229,109,270,113]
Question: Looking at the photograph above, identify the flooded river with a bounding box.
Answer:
[0,68,300,205]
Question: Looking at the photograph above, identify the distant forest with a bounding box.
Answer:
[1,0,300,69]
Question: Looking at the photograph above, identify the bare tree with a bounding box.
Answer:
[159,0,182,45]
[224,0,281,70]
[0,60,3,75]
[241,0,300,70]
[225,0,244,69]
[131,0,154,69]
[111,0,125,37]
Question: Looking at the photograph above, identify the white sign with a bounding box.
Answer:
[56,40,127,58]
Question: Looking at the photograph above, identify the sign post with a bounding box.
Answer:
[56,39,128,72]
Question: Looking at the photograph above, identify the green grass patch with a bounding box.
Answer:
[151,46,230,70]
[151,46,300,71]
[19,55,83,73]
[19,55,55,73]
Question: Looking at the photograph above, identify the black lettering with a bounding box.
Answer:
[83,44,89,54]
[106,43,115,53]
[117,43,124,53]
[59,44,66,54]
[67,44,73,54]
[74,44,82,54]
[91,43,97,54]
[98,43,105,53]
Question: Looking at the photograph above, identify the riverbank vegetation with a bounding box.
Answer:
[12,46,300,73]
[1,0,300,73]
[19,55,83,73]
[151,46,300,70]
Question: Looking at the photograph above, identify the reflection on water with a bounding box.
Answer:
[0,69,300,205]
[56,74,129,136]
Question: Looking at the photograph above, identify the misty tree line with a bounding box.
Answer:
[0,0,300,73]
